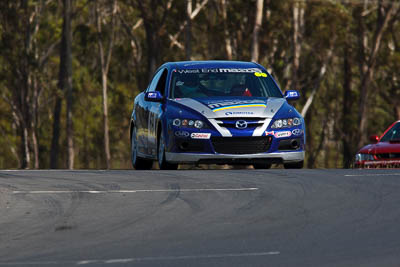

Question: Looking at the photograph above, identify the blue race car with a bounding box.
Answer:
[130,61,305,170]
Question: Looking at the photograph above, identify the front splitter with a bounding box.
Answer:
[165,151,304,164]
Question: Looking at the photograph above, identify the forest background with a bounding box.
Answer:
[1,0,399,169]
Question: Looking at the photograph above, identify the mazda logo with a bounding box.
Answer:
[235,120,248,129]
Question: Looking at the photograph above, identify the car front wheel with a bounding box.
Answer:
[158,129,178,170]
[131,126,153,170]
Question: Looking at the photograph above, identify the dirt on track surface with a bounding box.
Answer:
[1,169,400,267]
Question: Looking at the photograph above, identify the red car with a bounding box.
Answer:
[355,120,400,168]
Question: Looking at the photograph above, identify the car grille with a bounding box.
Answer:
[211,136,272,154]
[215,117,265,129]
[375,153,400,159]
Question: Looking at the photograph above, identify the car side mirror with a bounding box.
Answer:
[369,135,379,144]
[284,90,300,101]
[145,91,163,102]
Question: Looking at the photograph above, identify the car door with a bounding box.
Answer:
[134,92,147,155]
[142,69,164,156]
[147,69,168,156]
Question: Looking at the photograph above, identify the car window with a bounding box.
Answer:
[170,69,282,98]
[147,69,164,92]
[380,122,400,142]
[155,69,168,96]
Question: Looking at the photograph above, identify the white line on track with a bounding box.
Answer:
[12,188,258,194]
[0,170,109,172]
[0,251,280,265]
[345,173,400,177]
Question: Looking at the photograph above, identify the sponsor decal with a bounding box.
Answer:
[225,111,254,116]
[176,81,184,86]
[274,131,292,138]
[176,68,263,74]
[235,120,248,129]
[191,133,211,139]
[175,131,190,137]
[289,91,298,97]
[206,99,266,111]
[265,131,274,136]
[218,68,262,73]
[212,103,266,112]
[292,129,303,136]
[177,69,200,74]
[254,72,267,77]
[201,68,219,73]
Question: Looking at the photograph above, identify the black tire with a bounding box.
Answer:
[253,163,272,169]
[131,126,153,170]
[283,161,304,169]
[158,129,178,170]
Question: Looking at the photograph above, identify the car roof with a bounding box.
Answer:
[164,60,263,70]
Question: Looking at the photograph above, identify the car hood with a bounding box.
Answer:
[170,97,286,119]
[359,142,400,154]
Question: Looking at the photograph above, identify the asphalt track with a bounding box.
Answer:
[1,169,400,267]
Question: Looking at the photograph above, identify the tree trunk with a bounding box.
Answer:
[31,129,39,169]
[342,43,354,168]
[251,0,263,62]
[50,97,62,168]
[83,120,89,168]
[324,139,330,168]
[59,0,74,169]
[290,1,304,91]
[220,0,232,60]
[143,21,158,80]
[19,1,35,169]
[102,72,111,169]
[307,119,327,168]
[395,106,400,120]
[185,0,192,60]
[21,124,30,169]
[31,77,39,169]
[96,0,117,169]
[20,77,30,169]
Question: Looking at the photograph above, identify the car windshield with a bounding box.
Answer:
[170,70,283,98]
[380,122,400,142]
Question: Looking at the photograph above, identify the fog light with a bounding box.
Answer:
[194,120,204,129]
[293,118,301,125]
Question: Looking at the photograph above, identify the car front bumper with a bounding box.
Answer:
[165,151,304,164]
[355,159,400,168]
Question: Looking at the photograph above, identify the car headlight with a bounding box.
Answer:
[271,117,301,129]
[173,118,181,127]
[355,153,374,161]
[172,118,205,129]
